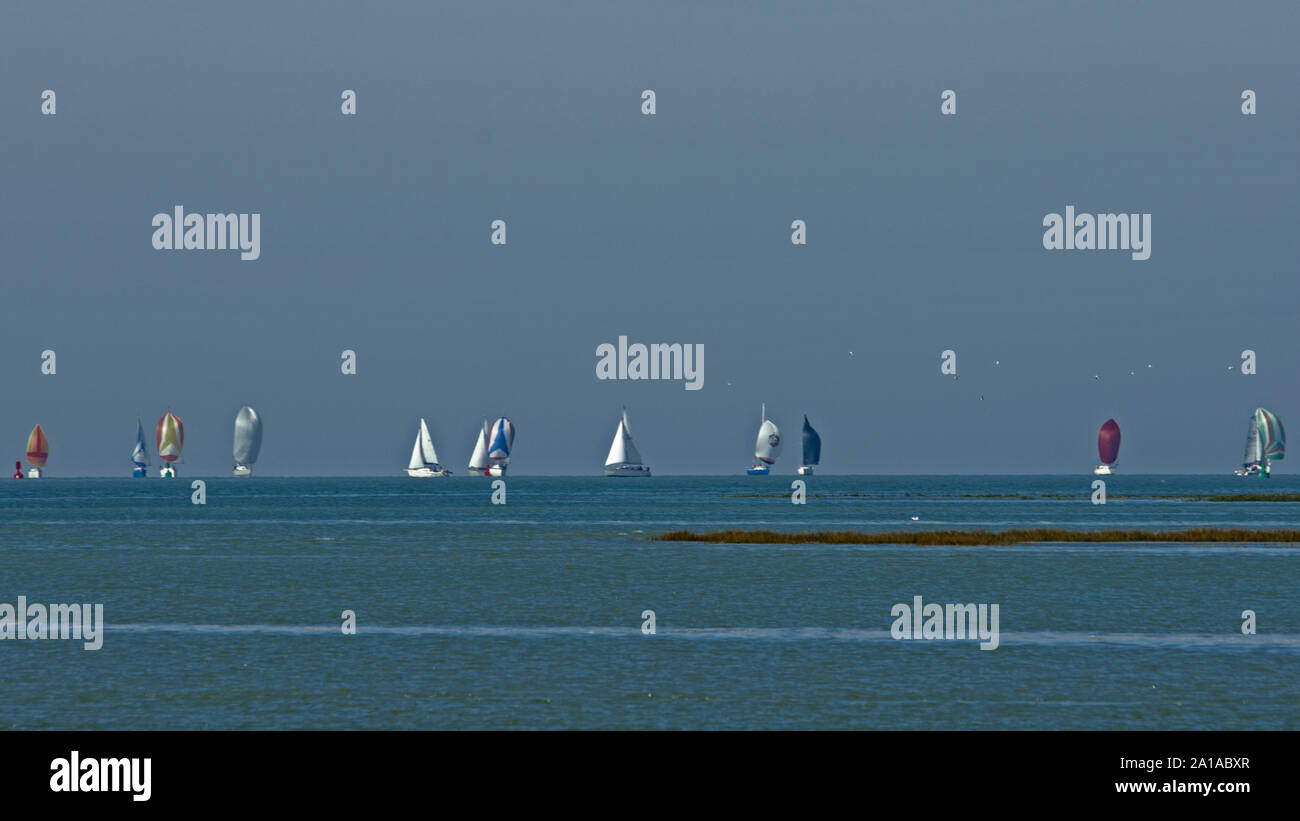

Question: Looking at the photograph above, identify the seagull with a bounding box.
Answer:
[1093,374,1100,381]
[1147,364,1153,368]
[994,360,1000,365]
[849,351,854,358]
[979,394,984,401]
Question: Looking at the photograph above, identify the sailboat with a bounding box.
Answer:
[487,417,514,477]
[131,418,150,477]
[406,418,450,477]
[604,406,650,477]
[468,419,491,476]
[25,424,48,478]
[1094,418,1120,475]
[1236,407,1285,477]
[747,404,782,475]
[797,416,821,476]
[156,412,183,478]
[233,405,263,477]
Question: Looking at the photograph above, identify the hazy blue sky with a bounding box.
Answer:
[2,1,1297,475]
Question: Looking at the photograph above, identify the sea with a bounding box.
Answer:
[2,475,1297,730]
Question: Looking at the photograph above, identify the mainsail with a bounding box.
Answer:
[156,412,184,462]
[1097,419,1120,465]
[468,420,490,472]
[26,425,49,466]
[233,406,263,465]
[606,407,644,467]
[754,404,782,465]
[1243,414,1262,469]
[132,418,150,467]
[801,416,821,466]
[420,419,440,466]
[489,417,515,463]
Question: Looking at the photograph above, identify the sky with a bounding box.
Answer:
[1,1,1298,475]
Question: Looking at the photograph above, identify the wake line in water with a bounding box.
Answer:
[104,624,1300,647]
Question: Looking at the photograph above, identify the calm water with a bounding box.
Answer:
[2,475,1297,730]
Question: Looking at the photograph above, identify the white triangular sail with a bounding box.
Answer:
[419,418,440,466]
[468,419,490,471]
[408,428,425,470]
[754,404,782,464]
[606,407,644,467]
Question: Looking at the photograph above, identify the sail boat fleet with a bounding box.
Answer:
[7,404,1291,478]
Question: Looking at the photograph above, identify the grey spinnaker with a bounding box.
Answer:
[233,406,263,464]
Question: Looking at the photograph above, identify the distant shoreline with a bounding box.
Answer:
[657,528,1300,546]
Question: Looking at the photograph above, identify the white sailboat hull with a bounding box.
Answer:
[406,466,451,477]
[233,464,253,478]
[159,465,177,478]
[27,467,42,479]
[604,463,650,477]
[797,465,814,476]
[1093,464,1114,475]
[487,465,507,477]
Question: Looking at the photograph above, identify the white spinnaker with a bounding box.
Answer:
[233,406,262,464]
[755,417,782,464]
